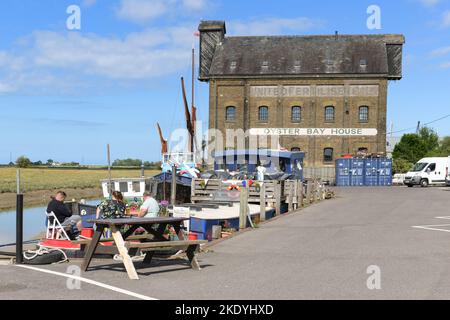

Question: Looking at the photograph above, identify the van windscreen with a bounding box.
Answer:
[412,162,428,172]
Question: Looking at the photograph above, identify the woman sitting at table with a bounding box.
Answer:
[96,191,127,219]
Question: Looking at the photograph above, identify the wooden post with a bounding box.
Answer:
[306,180,312,204]
[239,182,249,229]
[16,169,23,264]
[274,181,281,216]
[259,182,266,222]
[191,178,196,203]
[298,181,304,208]
[312,179,317,203]
[106,144,112,197]
[288,182,294,212]
[171,164,177,205]
[293,180,298,210]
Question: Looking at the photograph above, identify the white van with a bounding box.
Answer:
[404,157,450,187]
[446,156,450,187]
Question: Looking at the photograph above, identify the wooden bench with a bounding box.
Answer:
[127,240,207,269]
[71,234,152,245]
[82,217,203,280]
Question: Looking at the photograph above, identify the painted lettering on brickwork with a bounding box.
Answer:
[250,85,379,98]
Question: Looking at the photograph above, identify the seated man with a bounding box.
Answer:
[47,191,82,239]
[134,192,160,218]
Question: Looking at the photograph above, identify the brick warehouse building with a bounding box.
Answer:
[198,20,404,174]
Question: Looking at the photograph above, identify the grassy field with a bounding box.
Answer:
[0,167,159,193]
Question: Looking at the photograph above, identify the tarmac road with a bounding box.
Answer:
[1,186,450,300]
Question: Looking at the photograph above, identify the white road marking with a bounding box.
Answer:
[412,224,450,233]
[16,265,158,300]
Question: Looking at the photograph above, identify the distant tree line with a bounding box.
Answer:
[10,156,160,169]
[112,158,160,169]
[392,127,450,174]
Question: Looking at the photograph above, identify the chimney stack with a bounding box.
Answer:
[198,20,226,81]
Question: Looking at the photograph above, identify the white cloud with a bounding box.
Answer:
[182,0,206,11]
[82,0,97,7]
[116,0,171,23]
[115,0,208,23]
[0,82,16,94]
[0,24,198,94]
[31,27,194,79]
[419,0,441,7]
[430,46,450,57]
[228,17,325,36]
[442,10,450,27]
[440,61,450,68]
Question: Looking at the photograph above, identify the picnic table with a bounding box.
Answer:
[80,217,206,280]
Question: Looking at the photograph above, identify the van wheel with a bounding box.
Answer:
[420,179,429,188]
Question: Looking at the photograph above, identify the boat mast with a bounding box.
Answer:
[191,47,197,156]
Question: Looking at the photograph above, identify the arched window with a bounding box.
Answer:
[359,106,369,122]
[324,106,335,122]
[291,106,301,122]
[258,106,269,121]
[323,148,334,162]
[225,106,236,121]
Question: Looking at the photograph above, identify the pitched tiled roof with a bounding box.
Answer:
[198,21,405,80]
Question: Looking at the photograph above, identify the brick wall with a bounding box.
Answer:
[208,78,388,168]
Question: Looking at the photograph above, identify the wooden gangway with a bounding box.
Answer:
[191,178,330,218]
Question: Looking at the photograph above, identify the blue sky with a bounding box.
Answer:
[0,0,449,164]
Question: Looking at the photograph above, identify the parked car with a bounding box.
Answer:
[404,157,450,187]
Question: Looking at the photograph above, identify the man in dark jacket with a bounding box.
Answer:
[47,191,82,237]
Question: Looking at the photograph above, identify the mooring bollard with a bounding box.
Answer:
[16,169,23,264]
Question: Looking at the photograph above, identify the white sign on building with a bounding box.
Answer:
[249,128,378,136]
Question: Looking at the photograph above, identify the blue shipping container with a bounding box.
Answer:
[364,158,379,186]
[335,158,351,186]
[350,158,365,186]
[378,158,393,186]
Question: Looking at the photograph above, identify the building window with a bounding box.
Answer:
[324,106,335,122]
[359,106,369,122]
[357,147,368,156]
[291,147,301,152]
[225,106,236,121]
[291,106,301,122]
[323,148,334,163]
[258,106,269,121]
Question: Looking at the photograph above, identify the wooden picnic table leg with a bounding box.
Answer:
[173,222,185,240]
[143,223,168,241]
[121,225,140,240]
[110,225,139,280]
[81,224,104,272]
[142,251,154,265]
[186,244,201,270]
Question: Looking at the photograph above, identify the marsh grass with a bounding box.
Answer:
[0,168,159,193]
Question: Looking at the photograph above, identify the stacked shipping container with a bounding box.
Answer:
[335,158,392,186]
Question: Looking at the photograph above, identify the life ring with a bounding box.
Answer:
[227,184,241,191]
